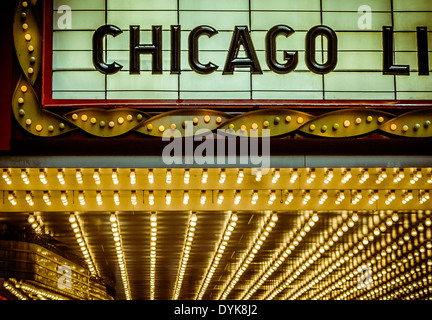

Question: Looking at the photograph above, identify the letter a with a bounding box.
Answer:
[357,5,372,30]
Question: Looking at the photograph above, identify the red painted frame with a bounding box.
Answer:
[42,0,432,110]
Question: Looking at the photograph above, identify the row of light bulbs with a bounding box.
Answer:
[110,213,132,300]
[150,213,157,300]
[3,168,432,187]
[329,217,432,300]
[69,213,98,277]
[218,213,279,300]
[281,213,383,300]
[242,212,319,300]
[275,213,431,300]
[3,279,72,301]
[196,213,238,300]
[262,213,359,300]
[173,213,197,300]
[7,189,431,207]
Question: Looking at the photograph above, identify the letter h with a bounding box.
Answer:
[130,25,162,74]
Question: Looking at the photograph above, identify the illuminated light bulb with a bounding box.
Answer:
[75,169,83,184]
[149,191,154,205]
[202,169,208,183]
[219,169,226,184]
[148,169,154,184]
[39,169,47,185]
[129,169,136,185]
[319,191,328,205]
[251,191,259,205]
[78,191,85,206]
[166,169,172,184]
[268,169,279,184]
[61,192,68,206]
[166,191,172,205]
[93,169,101,185]
[234,191,241,205]
[302,190,311,205]
[43,192,51,206]
[21,169,30,185]
[342,168,352,184]
[111,169,119,185]
[351,190,362,204]
[96,191,103,205]
[393,168,405,183]
[368,190,379,205]
[57,169,65,185]
[324,169,333,184]
[2,169,12,185]
[402,190,413,204]
[217,191,224,205]
[184,169,190,184]
[255,169,262,182]
[129,191,137,206]
[335,190,345,205]
[306,168,316,184]
[28,214,35,224]
[285,191,294,205]
[114,191,120,205]
[375,168,387,184]
[237,169,244,184]
[199,191,206,205]
[26,192,34,206]
[183,191,189,205]
[359,169,370,184]
[385,190,396,205]
[290,169,298,183]
[268,191,276,205]
[8,192,17,206]
[419,190,430,204]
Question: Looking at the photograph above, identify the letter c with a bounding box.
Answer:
[189,25,219,74]
[93,25,124,74]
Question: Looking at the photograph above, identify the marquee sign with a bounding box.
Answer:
[10,0,432,139]
[43,0,432,106]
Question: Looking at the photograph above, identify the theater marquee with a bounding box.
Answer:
[44,0,432,105]
[10,0,432,139]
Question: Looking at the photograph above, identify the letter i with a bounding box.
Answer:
[417,27,429,75]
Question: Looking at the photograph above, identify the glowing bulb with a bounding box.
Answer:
[202,169,208,183]
[149,191,154,205]
[114,191,120,205]
[148,169,154,184]
[237,169,244,184]
[21,169,30,185]
[97,191,103,205]
[166,191,172,205]
[93,169,101,185]
[219,169,226,184]
[166,169,172,184]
